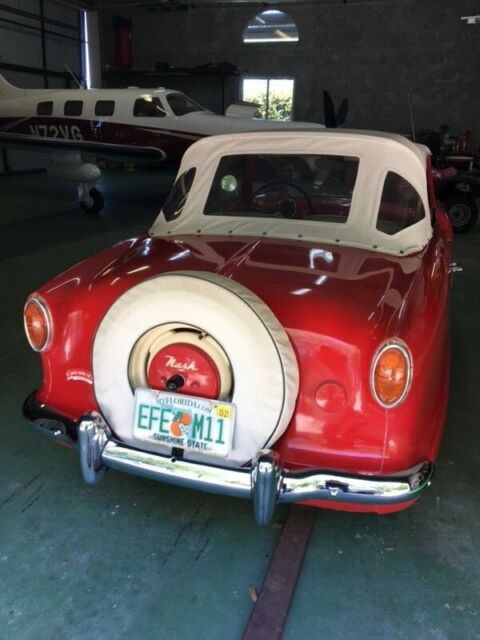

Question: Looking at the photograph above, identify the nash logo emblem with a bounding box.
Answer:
[164,355,198,371]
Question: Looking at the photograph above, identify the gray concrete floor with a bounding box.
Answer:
[1,170,479,640]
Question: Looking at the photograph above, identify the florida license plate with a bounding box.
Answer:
[133,388,235,457]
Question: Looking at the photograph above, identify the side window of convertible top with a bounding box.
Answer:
[162,168,196,221]
[134,97,166,117]
[377,172,426,235]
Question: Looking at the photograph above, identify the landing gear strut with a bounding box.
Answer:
[48,153,103,214]
[78,183,104,214]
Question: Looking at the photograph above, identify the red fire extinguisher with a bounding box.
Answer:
[112,16,133,70]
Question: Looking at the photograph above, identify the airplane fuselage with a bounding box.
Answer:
[0,87,208,164]
[0,85,323,164]
[0,78,323,212]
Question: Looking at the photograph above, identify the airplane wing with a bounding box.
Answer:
[0,132,166,162]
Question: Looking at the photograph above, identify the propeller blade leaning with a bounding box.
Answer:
[336,98,349,128]
[323,90,337,128]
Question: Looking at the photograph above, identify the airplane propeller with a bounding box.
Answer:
[323,90,349,128]
[336,98,349,128]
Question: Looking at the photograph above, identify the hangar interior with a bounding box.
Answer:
[1,1,480,639]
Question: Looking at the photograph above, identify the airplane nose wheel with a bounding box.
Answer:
[79,184,104,214]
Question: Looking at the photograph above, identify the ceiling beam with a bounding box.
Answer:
[88,0,337,9]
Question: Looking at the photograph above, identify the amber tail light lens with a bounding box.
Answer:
[24,297,51,352]
[371,341,412,408]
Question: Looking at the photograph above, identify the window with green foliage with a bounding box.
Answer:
[241,78,294,121]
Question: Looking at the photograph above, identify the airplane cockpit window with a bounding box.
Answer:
[166,93,207,116]
[37,101,53,116]
[376,172,426,235]
[133,97,166,117]
[64,101,83,116]
[95,100,115,116]
[162,168,196,221]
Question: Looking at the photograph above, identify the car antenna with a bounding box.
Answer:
[64,63,85,89]
[408,92,416,142]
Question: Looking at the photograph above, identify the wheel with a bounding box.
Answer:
[251,181,314,218]
[80,187,104,214]
[445,194,478,233]
[92,272,299,467]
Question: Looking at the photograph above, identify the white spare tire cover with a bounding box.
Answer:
[92,271,299,467]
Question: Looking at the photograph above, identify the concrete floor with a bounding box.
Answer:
[1,170,479,640]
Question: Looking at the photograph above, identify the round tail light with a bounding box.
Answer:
[371,340,412,408]
[24,297,52,352]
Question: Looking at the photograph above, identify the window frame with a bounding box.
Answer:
[64,100,83,117]
[166,92,207,116]
[133,97,166,118]
[376,170,427,236]
[426,156,437,224]
[37,101,53,116]
[203,152,360,224]
[162,167,197,221]
[95,100,115,117]
[243,9,299,44]
[241,76,295,121]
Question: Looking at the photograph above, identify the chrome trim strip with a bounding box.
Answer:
[102,441,253,498]
[101,439,432,505]
[279,468,430,504]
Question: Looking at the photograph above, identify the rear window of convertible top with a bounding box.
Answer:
[203,154,359,223]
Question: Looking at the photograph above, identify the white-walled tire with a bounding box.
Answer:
[92,271,299,467]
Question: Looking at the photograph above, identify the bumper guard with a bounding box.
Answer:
[24,396,434,526]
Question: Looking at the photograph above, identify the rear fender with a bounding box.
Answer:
[380,231,450,472]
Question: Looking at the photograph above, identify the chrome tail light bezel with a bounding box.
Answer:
[370,339,413,409]
[24,295,52,352]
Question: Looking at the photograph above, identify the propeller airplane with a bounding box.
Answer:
[0,75,327,213]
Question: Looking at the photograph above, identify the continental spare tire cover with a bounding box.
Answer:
[92,271,299,467]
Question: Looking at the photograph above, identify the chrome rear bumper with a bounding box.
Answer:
[24,396,434,526]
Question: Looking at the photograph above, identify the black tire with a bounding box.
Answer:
[445,194,478,233]
[80,187,104,214]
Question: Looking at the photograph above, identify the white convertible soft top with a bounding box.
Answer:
[150,130,432,256]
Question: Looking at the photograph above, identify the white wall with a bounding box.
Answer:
[99,0,480,135]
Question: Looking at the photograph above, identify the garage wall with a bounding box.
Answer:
[0,0,83,171]
[99,0,480,135]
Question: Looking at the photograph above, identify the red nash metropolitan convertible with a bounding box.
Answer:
[23,130,452,525]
